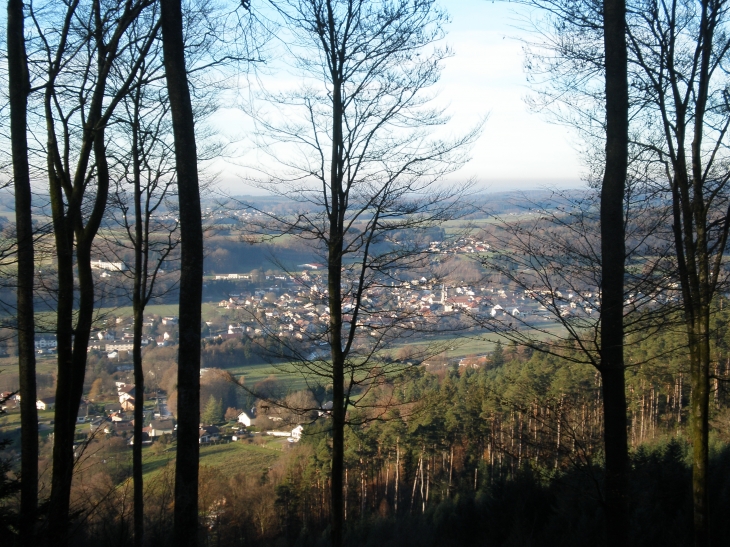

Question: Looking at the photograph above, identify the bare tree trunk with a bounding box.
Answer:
[327,20,347,545]
[600,0,630,542]
[419,451,425,513]
[42,4,155,542]
[679,373,684,427]
[395,440,399,515]
[344,467,348,521]
[410,454,420,514]
[448,445,453,497]
[423,461,431,513]
[132,297,145,547]
[7,1,38,543]
[48,114,111,547]
[160,1,203,546]
[130,84,146,547]
[690,317,711,547]
[360,456,365,519]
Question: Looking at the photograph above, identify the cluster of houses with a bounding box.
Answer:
[427,237,491,255]
[34,337,57,354]
[85,316,180,359]
[85,385,175,444]
[209,264,685,360]
[89,415,175,444]
[116,382,136,411]
[211,274,542,345]
[33,314,181,362]
[197,409,304,444]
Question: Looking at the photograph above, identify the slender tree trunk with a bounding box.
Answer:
[423,461,431,513]
[600,0,630,542]
[448,445,453,497]
[132,298,144,547]
[690,316,711,547]
[329,277,345,547]
[132,148,145,547]
[420,454,425,513]
[47,128,110,547]
[344,467,348,521]
[46,112,77,547]
[395,440,399,515]
[690,12,715,543]
[360,456,364,519]
[131,84,146,547]
[326,12,346,543]
[160,1,204,545]
[410,455,420,514]
[7,1,38,543]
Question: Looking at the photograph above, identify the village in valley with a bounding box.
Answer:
[0,187,682,465]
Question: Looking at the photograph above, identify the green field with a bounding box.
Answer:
[387,320,567,359]
[71,302,239,324]
[141,438,282,480]
[226,361,312,391]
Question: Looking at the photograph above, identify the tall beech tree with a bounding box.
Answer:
[28,1,159,542]
[246,2,478,545]
[492,0,632,540]
[105,36,178,546]
[7,0,38,544]
[160,0,204,545]
[600,0,630,541]
[510,0,730,542]
[626,0,730,543]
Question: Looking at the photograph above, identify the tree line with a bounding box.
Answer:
[37,323,730,546]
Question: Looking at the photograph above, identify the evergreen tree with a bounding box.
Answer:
[491,341,505,368]
[202,395,223,425]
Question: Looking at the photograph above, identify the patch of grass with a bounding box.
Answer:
[226,362,312,392]
[100,303,183,319]
[35,355,58,375]
[0,411,22,429]
[141,439,281,480]
[0,411,22,447]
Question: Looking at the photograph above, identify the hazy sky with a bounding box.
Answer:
[440,1,584,191]
[211,0,586,194]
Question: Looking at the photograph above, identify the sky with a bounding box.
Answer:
[439,1,584,191]
[211,0,586,195]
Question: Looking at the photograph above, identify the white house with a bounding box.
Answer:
[237,411,252,427]
[91,259,126,272]
[228,325,244,335]
[118,385,135,404]
[266,430,291,437]
[106,341,134,352]
[290,425,304,442]
[36,397,55,411]
[147,419,175,437]
[34,337,57,350]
